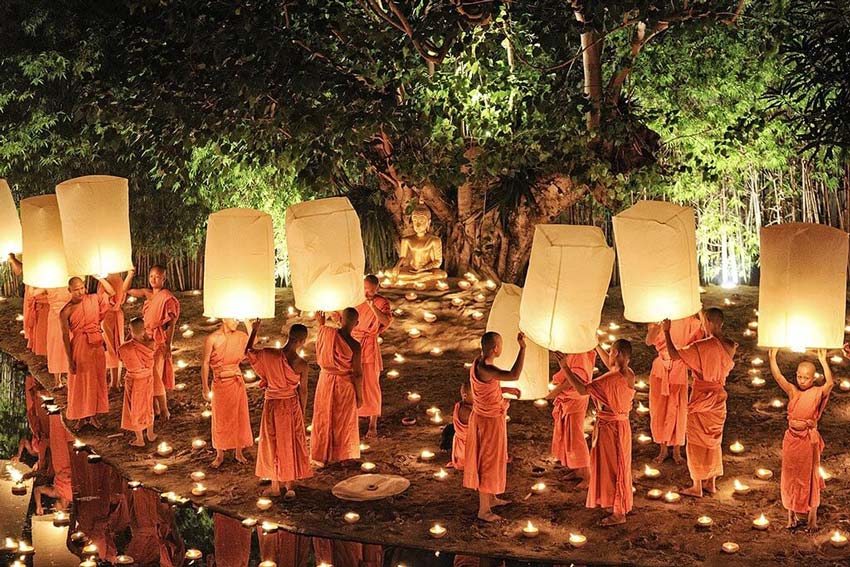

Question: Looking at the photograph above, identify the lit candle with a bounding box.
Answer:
[382,277,393,286]
[17,541,34,555]
[408,328,421,338]
[274,340,282,349]
[451,297,464,307]
[414,282,426,290]
[420,450,436,462]
[755,468,773,480]
[407,392,421,403]
[474,292,486,302]
[192,439,207,450]
[429,523,447,538]
[53,510,70,526]
[256,497,273,510]
[156,442,173,457]
[664,491,681,503]
[15,313,23,321]
[636,433,652,444]
[471,311,484,321]
[521,521,539,538]
[733,479,750,494]
[394,353,405,363]
[82,543,98,555]
[430,347,443,357]
[176,359,188,369]
[748,368,761,376]
[568,532,587,548]
[387,369,400,379]
[3,538,17,551]
[190,471,206,483]
[723,297,733,305]
[721,542,740,554]
[185,549,203,560]
[128,480,142,489]
[258,562,277,567]
[423,311,437,323]
[361,462,376,473]
[70,531,87,544]
[191,483,207,496]
[750,376,766,387]
[531,482,546,494]
[430,412,444,425]
[748,321,758,329]
[436,280,449,290]
[405,292,418,301]
[434,468,449,481]
[770,399,785,409]
[359,443,370,453]
[426,406,440,417]
[830,530,848,548]
[244,370,256,380]
[636,401,649,415]
[752,514,769,530]
[831,355,843,364]
[751,357,764,366]
[80,561,97,567]
[644,464,661,479]
[342,511,360,524]
[182,329,194,339]
[174,382,187,391]
[635,379,648,391]
[73,438,87,450]
[729,441,745,454]
[202,409,213,418]
[153,463,168,475]
[743,329,755,338]
[115,556,135,565]
[533,399,548,408]
[458,280,471,290]
[261,521,279,534]
[696,515,713,528]
[840,380,850,393]
[819,466,832,481]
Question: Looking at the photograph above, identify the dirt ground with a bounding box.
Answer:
[2,281,850,566]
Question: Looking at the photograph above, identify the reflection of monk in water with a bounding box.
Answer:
[390,204,447,283]
[124,486,185,567]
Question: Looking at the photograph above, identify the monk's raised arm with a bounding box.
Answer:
[594,343,612,370]
[478,333,526,382]
[96,275,116,297]
[7,253,22,276]
[767,348,795,397]
[817,349,834,394]
[661,319,681,361]
[120,268,136,295]
[245,318,261,354]
[126,287,152,300]
[554,351,588,396]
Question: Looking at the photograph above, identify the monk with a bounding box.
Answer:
[259,531,311,567]
[33,413,73,515]
[119,318,157,447]
[246,320,312,498]
[213,513,251,566]
[768,348,833,529]
[353,274,393,438]
[9,253,50,356]
[546,350,596,488]
[202,318,253,468]
[646,316,703,464]
[45,286,73,389]
[463,331,526,522]
[61,276,114,429]
[99,270,134,389]
[450,382,473,470]
[663,308,737,498]
[125,486,185,567]
[128,265,180,420]
[310,308,363,467]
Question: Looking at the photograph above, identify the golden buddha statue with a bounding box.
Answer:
[390,204,447,284]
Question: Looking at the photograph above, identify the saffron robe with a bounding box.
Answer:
[551,351,595,470]
[259,531,311,567]
[353,296,392,417]
[585,370,634,516]
[119,339,155,432]
[125,487,185,567]
[47,413,73,502]
[310,326,360,464]
[98,275,126,370]
[781,385,828,514]
[69,456,119,563]
[46,288,71,375]
[248,348,312,483]
[677,336,735,481]
[26,288,49,355]
[142,289,180,393]
[25,375,51,458]
[451,401,471,470]
[66,294,109,420]
[210,330,253,450]
[312,537,363,567]
[213,513,251,567]
[463,362,509,495]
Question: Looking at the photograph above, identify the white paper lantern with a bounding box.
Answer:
[0,179,22,256]
[203,208,276,319]
[20,196,69,288]
[487,284,551,400]
[758,223,848,349]
[285,197,365,311]
[613,200,701,322]
[56,175,132,276]
[519,225,614,353]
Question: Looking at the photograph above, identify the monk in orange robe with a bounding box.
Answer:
[213,513,251,566]
[119,317,157,447]
[33,413,73,514]
[129,265,180,420]
[310,308,363,467]
[45,286,72,389]
[546,350,595,488]
[353,274,393,438]
[202,318,253,467]
[125,486,185,567]
[450,382,472,470]
[646,316,703,464]
[99,270,134,389]
[463,331,526,522]
[247,320,312,499]
[312,537,363,567]
[768,348,833,528]
[663,308,737,498]
[61,276,114,429]
[259,531,311,567]
[29,290,49,355]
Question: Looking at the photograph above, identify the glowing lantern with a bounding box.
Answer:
[487,284,550,400]
[519,225,614,352]
[612,201,701,322]
[0,179,22,256]
[757,223,848,350]
[285,197,365,311]
[20,196,69,287]
[56,175,132,276]
[203,208,275,319]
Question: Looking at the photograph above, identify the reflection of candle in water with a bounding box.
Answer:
[344,512,360,524]
[153,463,168,474]
[434,468,449,480]
[361,462,376,472]
[521,521,539,538]
[644,464,661,479]
[721,542,740,554]
[729,441,744,454]
[663,491,680,503]
[830,531,848,548]
[420,450,435,462]
[752,514,769,530]
[531,482,546,494]
[696,515,713,528]
[192,439,206,450]
[636,433,652,444]
[256,497,273,510]
[185,549,203,560]
[733,479,750,494]
[568,532,587,548]
[755,468,773,480]
[429,523,447,538]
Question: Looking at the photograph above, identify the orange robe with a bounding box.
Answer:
[781,385,828,514]
[142,289,180,393]
[353,296,392,417]
[259,531,311,567]
[677,336,734,481]
[47,413,73,502]
[210,330,253,450]
[310,326,360,464]
[66,294,109,420]
[361,544,384,567]
[585,370,634,516]
[213,513,251,567]
[649,317,703,446]
[25,375,51,458]
[46,288,72,374]
[551,351,595,470]
[125,487,185,567]
[70,456,119,563]
[119,339,155,432]
[451,401,471,470]
[248,348,312,482]
[26,288,49,355]
[463,362,509,495]
[98,275,126,370]
[312,537,363,567]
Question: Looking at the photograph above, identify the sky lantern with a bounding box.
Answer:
[0,179,22,256]
[488,284,553,400]
[285,197,365,311]
[55,175,133,276]
[20,195,69,288]
[519,225,614,353]
[613,200,701,322]
[758,223,848,350]
[203,208,276,319]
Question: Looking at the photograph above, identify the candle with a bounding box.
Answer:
[423,311,437,323]
[840,380,850,392]
[751,376,766,387]
[128,480,142,489]
[185,549,203,560]
[53,510,70,526]
[721,542,740,554]
[192,438,207,450]
[521,521,539,538]
[408,328,421,338]
[696,515,713,528]
[405,292,418,301]
[15,313,23,321]
[755,468,773,480]
[751,357,764,366]
[743,329,755,338]
[153,463,168,475]
[361,462,376,472]
[359,443,370,453]
[471,311,484,321]
[723,298,733,306]
[11,482,26,495]
[534,399,548,408]
[531,482,546,494]
[387,370,400,379]
[174,382,187,391]
[156,442,173,457]
[748,368,761,376]
[344,512,360,524]
[82,543,98,555]
[244,370,256,380]
[752,514,769,530]
[458,280,471,290]
[729,441,745,454]
[393,353,406,363]
[202,409,213,418]
[258,562,277,567]
[451,297,464,306]
[191,483,207,496]
[414,281,426,290]
[115,556,135,565]
[241,517,257,528]
[636,433,652,444]
[70,531,87,544]
[664,491,681,503]
[644,464,661,479]
[434,468,449,481]
[748,321,759,329]
[636,401,649,415]
[274,340,282,349]
[176,359,188,369]
[256,497,273,510]
[17,541,34,555]
[635,379,648,391]
[73,438,87,450]
[819,466,832,481]
[568,532,587,548]
[430,412,444,425]
[429,523,447,538]
[87,453,102,463]
[407,392,421,403]
[770,399,785,409]
[3,538,17,551]
[430,347,443,357]
[80,561,97,567]
[182,329,194,339]
[733,479,750,494]
[436,280,449,290]
[261,521,279,534]
[830,530,848,548]
[420,450,436,462]
[474,292,486,302]
[426,406,440,417]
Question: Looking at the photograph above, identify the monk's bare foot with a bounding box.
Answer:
[262,487,281,497]
[211,455,224,469]
[492,497,510,508]
[600,514,626,526]
[653,451,668,465]
[672,450,684,465]
[702,479,717,494]
[682,487,703,498]
[235,452,248,464]
[477,512,502,522]
[130,439,145,448]
[146,432,157,442]
[90,417,102,430]
[365,429,377,439]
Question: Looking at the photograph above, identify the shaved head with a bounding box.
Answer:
[364,274,379,286]
[288,324,308,343]
[797,361,816,374]
[704,307,724,326]
[150,265,166,275]
[612,338,632,358]
[68,276,84,287]
[340,307,359,331]
[481,331,500,354]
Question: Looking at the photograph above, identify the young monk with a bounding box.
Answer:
[61,276,114,430]
[663,308,737,498]
[99,270,134,390]
[353,274,393,439]
[43,285,73,389]
[556,340,635,526]
[546,349,596,488]
[646,315,703,464]
[450,382,473,470]
[768,348,833,529]
[310,308,363,467]
[463,331,526,522]
[119,318,157,447]
[128,265,180,420]
[246,320,312,499]
[9,253,50,356]
[201,318,253,468]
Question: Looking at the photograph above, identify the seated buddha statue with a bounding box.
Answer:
[390,205,447,284]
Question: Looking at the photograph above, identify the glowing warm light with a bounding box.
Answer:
[176,359,188,369]
[20,195,69,287]
[360,462,376,472]
[430,347,443,357]
[840,380,850,392]
[521,521,539,538]
[755,468,773,480]
[770,398,785,409]
[568,532,587,548]
[636,433,652,444]
[386,369,400,379]
[0,179,22,255]
[458,280,471,290]
[644,464,661,479]
[241,517,257,527]
[344,512,360,524]
[190,470,206,482]
[733,479,750,494]
[53,510,70,526]
[729,441,745,454]
[451,297,464,307]
[751,357,764,366]
[743,329,756,338]
[636,401,649,415]
[359,443,370,453]
[408,328,421,338]
[420,450,436,461]
[471,310,484,321]
[202,409,213,418]
[635,379,648,391]
[407,392,421,403]
[434,468,449,481]
[185,549,203,560]
[115,555,135,564]
[426,406,440,417]
[830,531,848,548]
[752,514,769,530]
[430,412,444,425]
[429,524,447,538]
[423,311,437,323]
[182,329,195,339]
[531,482,546,494]
[256,497,273,510]
[663,491,681,503]
[153,463,168,474]
[191,483,207,496]
[436,280,449,290]
[696,516,713,528]
[16,541,33,555]
[156,442,173,457]
[819,466,832,481]
[751,376,766,387]
[261,521,279,533]
[405,292,418,301]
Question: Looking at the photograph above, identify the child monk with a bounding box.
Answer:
[119,318,157,447]
[9,253,50,356]
[353,274,393,438]
[99,270,135,390]
[310,308,363,467]
[246,320,313,499]
[662,308,737,498]
[463,331,526,522]
[646,315,703,464]
[128,265,180,420]
[546,349,596,488]
[201,318,253,468]
[556,340,635,526]
[61,276,114,430]
[450,382,473,470]
[768,348,833,529]
[43,285,72,389]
